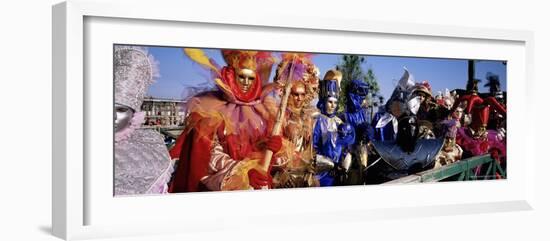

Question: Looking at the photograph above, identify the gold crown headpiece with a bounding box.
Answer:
[222,50,259,71]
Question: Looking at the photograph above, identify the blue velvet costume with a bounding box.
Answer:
[343,80,374,144]
[313,77,355,186]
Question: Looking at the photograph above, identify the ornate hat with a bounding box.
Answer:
[274,53,319,103]
[274,53,312,82]
[319,69,342,100]
[470,104,490,135]
[222,50,256,71]
[412,81,432,98]
[114,46,158,112]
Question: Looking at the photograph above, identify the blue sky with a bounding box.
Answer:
[144,46,506,101]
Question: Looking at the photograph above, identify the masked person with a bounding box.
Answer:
[312,70,355,186]
[168,49,283,192]
[114,46,174,196]
[271,54,320,188]
[409,81,440,139]
[371,69,444,179]
[433,119,463,168]
[430,89,463,168]
[342,79,374,184]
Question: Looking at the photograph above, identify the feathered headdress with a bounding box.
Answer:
[184,48,277,85]
[275,53,312,83]
[183,48,278,103]
[273,53,319,103]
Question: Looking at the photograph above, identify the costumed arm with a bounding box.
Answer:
[312,119,335,171]
[356,109,374,142]
[336,123,355,170]
[337,124,355,147]
[312,119,322,154]
[168,111,230,193]
[200,135,239,191]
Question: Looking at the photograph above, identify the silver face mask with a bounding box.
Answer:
[114,103,134,133]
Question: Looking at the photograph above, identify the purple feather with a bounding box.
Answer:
[280,62,306,82]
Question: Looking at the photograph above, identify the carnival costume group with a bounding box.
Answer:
[113,47,507,194]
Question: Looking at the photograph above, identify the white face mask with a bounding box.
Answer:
[407,96,421,115]
[114,103,134,133]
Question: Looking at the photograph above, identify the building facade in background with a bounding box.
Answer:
[141,97,186,127]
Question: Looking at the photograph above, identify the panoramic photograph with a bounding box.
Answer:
[113,45,507,196]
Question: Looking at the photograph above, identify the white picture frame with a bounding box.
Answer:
[52,0,535,240]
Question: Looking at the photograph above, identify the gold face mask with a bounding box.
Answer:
[290,83,307,109]
[235,68,256,93]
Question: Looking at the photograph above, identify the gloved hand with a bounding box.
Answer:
[248,168,272,189]
[266,135,283,153]
[315,154,335,173]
